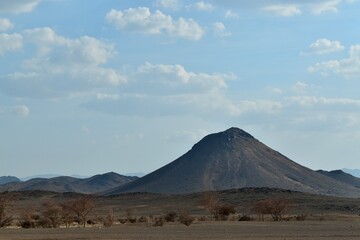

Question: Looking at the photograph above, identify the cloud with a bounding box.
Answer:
[0,18,14,32]
[262,4,302,16]
[84,62,239,117]
[309,0,341,14]
[0,0,41,14]
[154,0,181,11]
[136,62,234,93]
[187,1,215,11]
[224,10,239,19]
[0,33,23,55]
[306,39,345,55]
[213,22,231,38]
[0,27,126,98]
[0,105,30,117]
[106,7,204,41]
[212,0,351,15]
[308,44,360,77]
[292,81,309,94]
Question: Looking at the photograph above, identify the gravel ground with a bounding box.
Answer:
[1,221,360,240]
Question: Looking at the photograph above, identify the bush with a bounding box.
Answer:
[215,204,236,221]
[153,216,165,226]
[164,211,177,222]
[179,213,194,226]
[238,215,252,221]
[138,216,149,223]
[295,214,307,221]
[103,212,115,227]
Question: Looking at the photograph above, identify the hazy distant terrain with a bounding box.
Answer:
[0,172,138,194]
[0,176,20,185]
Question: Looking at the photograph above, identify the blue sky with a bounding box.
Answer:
[1,0,360,177]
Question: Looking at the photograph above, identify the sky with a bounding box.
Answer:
[1,0,360,178]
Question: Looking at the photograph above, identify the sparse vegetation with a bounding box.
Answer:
[164,210,177,222]
[252,198,292,221]
[41,201,62,228]
[0,193,14,228]
[62,196,96,228]
[178,210,194,226]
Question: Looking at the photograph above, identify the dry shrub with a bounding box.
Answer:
[118,218,127,224]
[164,211,177,222]
[18,209,37,228]
[215,204,236,221]
[138,216,150,223]
[103,210,115,227]
[200,192,221,220]
[179,211,194,226]
[153,216,165,226]
[295,214,307,221]
[41,201,62,228]
[0,193,15,227]
[238,215,252,221]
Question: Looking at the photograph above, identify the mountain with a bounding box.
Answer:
[104,127,360,197]
[0,176,21,185]
[342,168,360,178]
[317,170,360,188]
[0,172,138,194]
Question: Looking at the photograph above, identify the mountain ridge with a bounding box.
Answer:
[0,172,138,194]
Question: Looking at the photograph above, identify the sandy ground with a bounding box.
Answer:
[1,221,360,240]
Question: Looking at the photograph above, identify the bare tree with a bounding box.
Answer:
[64,196,96,228]
[0,193,15,227]
[41,201,62,228]
[199,192,220,219]
[252,198,292,221]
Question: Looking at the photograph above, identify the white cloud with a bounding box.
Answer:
[0,33,23,55]
[0,18,14,32]
[84,62,239,117]
[271,88,283,94]
[309,44,360,77]
[0,27,126,98]
[137,62,234,93]
[187,1,215,11]
[0,105,30,117]
[106,7,204,41]
[287,96,360,107]
[263,4,302,16]
[154,0,181,11]
[213,22,231,38]
[225,10,239,19]
[213,0,350,16]
[292,81,309,94]
[307,39,345,55]
[0,0,41,14]
[309,0,341,14]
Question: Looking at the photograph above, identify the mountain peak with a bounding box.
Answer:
[223,127,254,139]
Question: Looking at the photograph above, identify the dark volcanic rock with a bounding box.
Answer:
[104,127,360,197]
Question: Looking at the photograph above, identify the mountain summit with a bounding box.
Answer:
[105,128,360,197]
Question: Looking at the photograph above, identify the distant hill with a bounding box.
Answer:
[104,127,360,198]
[342,168,360,178]
[0,176,21,185]
[0,172,138,194]
[317,170,360,188]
